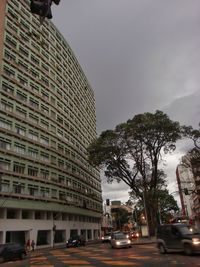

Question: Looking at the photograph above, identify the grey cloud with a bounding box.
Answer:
[53,0,200,202]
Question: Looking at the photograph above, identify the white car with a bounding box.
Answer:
[110,232,132,248]
[101,232,112,243]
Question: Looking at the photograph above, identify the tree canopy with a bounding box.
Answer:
[88,110,183,235]
[132,188,179,225]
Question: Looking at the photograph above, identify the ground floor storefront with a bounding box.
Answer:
[0,207,101,249]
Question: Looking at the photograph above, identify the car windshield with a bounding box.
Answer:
[179,226,199,235]
[105,233,111,236]
[114,233,127,240]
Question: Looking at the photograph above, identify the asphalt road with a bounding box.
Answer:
[0,242,199,267]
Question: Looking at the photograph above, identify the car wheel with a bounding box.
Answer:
[158,243,166,254]
[184,244,193,256]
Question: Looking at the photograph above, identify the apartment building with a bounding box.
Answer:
[0,0,102,248]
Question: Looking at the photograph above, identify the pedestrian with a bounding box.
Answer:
[31,240,35,251]
[26,239,31,252]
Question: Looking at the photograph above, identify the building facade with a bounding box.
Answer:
[176,153,200,229]
[0,0,102,248]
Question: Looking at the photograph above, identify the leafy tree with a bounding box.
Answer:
[111,207,130,230]
[88,110,182,235]
[158,189,179,223]
[131,188,179,225]
[182,123,200,150]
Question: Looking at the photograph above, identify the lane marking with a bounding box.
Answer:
[62,260,91,264]
[102,260,139,266]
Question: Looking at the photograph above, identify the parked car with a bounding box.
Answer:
[66,235,86,248]
[0,243,27,262]
[157,223,200,255]
[101,232,112,243]
[110,232,132,248]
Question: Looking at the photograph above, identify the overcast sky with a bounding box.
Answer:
[52,0,200,204]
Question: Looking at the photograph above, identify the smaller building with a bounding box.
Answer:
[176,153,200,229]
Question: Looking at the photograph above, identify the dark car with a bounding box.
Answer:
[66,235,86,248]
[0,243,27,262]
[157,223,200,255]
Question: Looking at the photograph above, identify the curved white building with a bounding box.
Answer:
[0,0,102,248]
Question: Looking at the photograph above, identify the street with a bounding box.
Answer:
[0,242,199,267]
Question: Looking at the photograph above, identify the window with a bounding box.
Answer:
[40,119,49,130]
[41,187,50,197]
[0,118,12,130]
[28,185,37,196]
[51,156,57,165]
[40,169,49,180]
[0,100,13,112]
[58,175,65,184]
[13,182,24,194]
[1,180,10,192]
[50,96,55,105]
[50,110,56,119]
[29,98,39,109]
[3,66,15,77]
[58,159,64,168]
[16,106,26,118]
[41,104,49,115]
[17,76,28,87]
[40,135,49,146]
[58,144,64,153]
[14,143,26,155]
[40,152,49,162]
[19,46,29,57]
[30,68,39,78]
[15,124,26,136]
[2,81,14,94]
[4,50,16,61]
[51,139,56,148]
[0,159,10,171]
[13,162,25,174]
[18,60,28,71]
[28,166,38,177]
[5,35,17,48]
[28,130,38,141]
[57,129,63,138]
[31,55,39,65]
[30,82,39,93]
[52,189,57,199]
[41,90,49,100]
[29,114,39,124]
[50,124,56,133]
[57,115,63,124]
[28,148,38,159]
